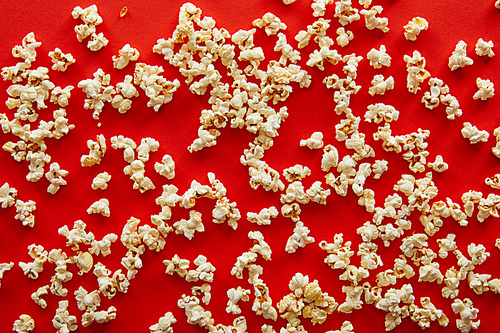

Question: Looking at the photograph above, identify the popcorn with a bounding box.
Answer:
[442,267,461,299]
[326,321,355,333]
[360,6,389,32]
[92,171,111,190]
[212,197,241,230]
[436,234,457,259]
[448,41,473,71]
[155,154,175,179]
[15,199,36,227]
[418,262,444,284]
[372,159,388,179]
[374,284,415,331]
[247,206,279,225]
[52,300,78,333]
[311,0,333,17]
[81,134,106,166]
[149,312,177,333]
[12,32,41,62]
[48,48,75,71]
[339,265,370,285]
[112,75,139,114]
[93,262,130,298]
[226,287,251,314]
[281,203,302,222]
[111,135,137,162]
[473,77,494,101]
[192,284,211,305]
[364,103,399,123]
[89,233,118,257]
[485,174,500,189]
[113,44,140,69]
[306,181,331,204]
[252,13,287,36]
[285,221,315,253]
[404,50,431,94]
[497,0,500,9]
[475,38,495,57]
[467,271,491,295]
[58,220,95,251]
[306,47,342,71]
[461,190,482,217]
[319,233,354,270]
[174,210,205,240]
[48,249,76,296]
[367,45,391,68]
[461,122,489,144]
[0,182,17,208]
[31,285,49,309]
[468,243,490,266]
[295,18,331,49]
[45,162,68,194]
[393,255,415,279]
[477,193,500,222]
[368,75,394,96]
[0,262,14,288]
[87,198,110,217]
[134,63,180,112]
[78,69,115,120]
[336,27,354,47]
[188,126,221,152]
[451,298,480,333]
[427,155,448,172]
[177,294,214,329]
[136,137,159,162]
[13,314,35,333]
[403,17,428,41]
[334,0,360,26]
[376,269,397,287]
[124,160,156,193]
[72,5,108,51]
[121,248,144,280]
[358,241,383,270]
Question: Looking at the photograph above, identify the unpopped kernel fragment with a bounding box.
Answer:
[113,44,140,69]
[448,40,473,71]
[473,78,494,101]
[461,122,489,144]
[475,38,494,57]
[404,17,428,41]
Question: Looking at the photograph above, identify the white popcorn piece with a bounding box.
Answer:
[12,32,41,62]
[360,6,389,32]
[339,265,370,285]
[448,40,473,71]
[15,199,36,227]
[475,38,495,57]
[192,284,211,305]
[113,75,139,114]
[58,220,95,251]
[134,63,180,112]
[477,193,500,222]
[281,181,309,205]
[164,254,190,278]
[0,182,17,208]
[113,44,140,69]
[49,48,75,72]
[367,45,391,68]
[283,0,297,4]
[186,255,216,283]
[437,234,457,259]
[124,159,156,193]
[52,108,75,139]
[155,154,175,179]
[427,155,448,172]
[372,160,388,179]
[467,271,491,295]
[492,127,500,157]
[226,287,251,314]
[231,251,257,279]
[31,285,49,309]
[212,197,241,230]
[418,262,444,284]
[294,18,331,49]
[442,267,461,299]
[336,27,354,47]
[404,50,431,94]
[306,181,331,205]
[358,189,375,212]
[358,241,383,270]
[0,262,14,288]
[136,137,159,162]
[87,32,109,51]
[319,233,354,270]
[53,300,78,333]
[121,248,144,280]
[47,249,76,297]
[300,132,324,149]
[374,284,415,331]
[78,69,115,120]
[369,75,394,96]
[451,298,480,333]
[252,13,287,36]
[461,122,489,144]
[89,233,117,257]
[75,251,94,275]
[283,164,311,182]
[404,17,428,41]
[252,281,278,321]
[334,0,360,26]
[326,321,355,333]
[376,269,397,287]
[311,0,333,17]
[92,172,111,190]
[87,198,110,217]
[485,174,500,189]
[497,0,500,9]
[364,103,399,123]
[45,162,68,194]
[321,145,339,172]
[473,77,495,101]
[149,312,177,333]
[247,206,278,226]
[93,262,130,298]
[188,126,221,152]
[281,203,302,222]
[177,294,215,329]
[74,286,101,313]
[393,255,415,279]
[468,243,490,266]
[111,135,137,162]
[274,33,301,64]
[174,210,205,240]
[306,46,342,71]
[81,135,107,166]
[285,222,315,253]
[13,314,35,333]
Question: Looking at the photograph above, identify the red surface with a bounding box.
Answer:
[0,0,499,332]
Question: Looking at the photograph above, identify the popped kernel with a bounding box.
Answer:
[46,162,68,194]
[155,154,176,179]
[149,312,177,333]
[31,285,49,309]
[461,122,489,144]
[367,45,391,69]
[448,40,473,71]
[336,27,354,47]
[0,182,17,208]
[368,75,394,96]
[404,50,430,94]
[92,171,111,190]
[52,300,78,333]
[252,13,287,36]
[247,206,278,225]
[15,199,36,227]
[226,287,251,314]
[87,198,110,217]
[285,221,315,253]
[112,44,140,69]
[360,6,389,32]
[48,48,75,72]
[475,38,495,58]
[473,78,494,101]
[451,298,480,333]
[403,17,428,41]
[427,155,448,172]
[13,314,35,333]
[334,0,360,26]
[485,174,500,189]
[78,69,115,120]
[0,262,14,288]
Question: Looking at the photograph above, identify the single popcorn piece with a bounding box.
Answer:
[12,32,41,62]
[451,298,480,333]
[53,300,78,333]
[437,234,457,258]
[448,40,473,71]
[283,164,311,182]
[192,284,211,305]
[485,174,500,189]
[149,312,177,333]
[300,131,324,149]
[46,162,69,194]
[311,0,334,17]
[336,27,354,47]
[226,287,251,314]
[0,182,17,208]
[113,75,139,114]
[369,75,394,96]
[31,285,50,309]
[252,13,287,36]
[173,210,205,240]
[326,321,355,333]
[334,0,360,26]
[367,45,391,68]
[473,78,494,101]
[49,48,75,72]
[364,103,399,123]
[0,262,14,288]
[372,160,388,179]
[92,172,111,190]
[475,38,494,57]
[13,314,35,333]
[360,5,389,32]
[113,44,140,69]
[15,199,36,227]
[285,221,315,253]
[87,198,110,217]
[81,134,106,166]
[427,155,448,172]
[404,17,428,41]
[78,69,116,120]
[247,206,278,225]
[50,86,74,107]
[154,154,175,179]
[461,122,489,144]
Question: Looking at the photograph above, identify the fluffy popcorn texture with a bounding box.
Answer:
[448,40,473,71]
[404,17,428,41]
[473,78,495,101]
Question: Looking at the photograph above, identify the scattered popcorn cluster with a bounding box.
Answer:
[0,1,499,333]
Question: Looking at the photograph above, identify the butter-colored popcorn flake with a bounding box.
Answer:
[231,251,257,279]
[155,154,175,179]
[188,126,220,152]
[393,255,415,279]
[473,77,494,101]
[89,233,117,257]
[149,312,176,333]
[120,217,144,253]
[12,32,41,62]
[212,197,241,230]
[418,262,444,284]
[451,298,480,333]
[78,69,115,120]
[367,45,391,68]
[253,12,287,36]
[31,285,49,309]
[285,221,315,253]
[360,5,389,32]
[173,210,205,240]
[336,27,354,47]
[93,262,130,298]
[53,300,78,333]
[404,17,428,41]
[477,193,500,222]
[467,271,491,295]
[369,75,394,96]
[371,159,388,179]
[87,198,110,217]
[46,162,68,194]
[49,48,75,72]
[136,137,159,162]
[319,233,354,270]
[364,103,399,123]
[52,108,75,139]
[306,47,342,71]
[192,284,211,305]
[283,165,311,183]
[121,248,144,280]
[81,134,106,166]
[404,50,431,94]
[87,32,109,51]
[91,172,111,190]
[448,40,473,71]
[374,284,415,331]
[440,93,462,119]
[274,33,301,64]
[113,44,140,69]
[485,174,500,189]
[475,38,495,57]
[461,122,489,144]
[334,0,360,26]
[15,199,36,227]
[13,314,35,333]
[58,220,95,251]
[111,135,136,162]
[311,0,334,17]
[74,286,101,313]
[427,155,448,172]
[468,243,490,266]
[0,262,13,289]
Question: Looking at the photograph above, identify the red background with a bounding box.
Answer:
[0,0,499,332]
